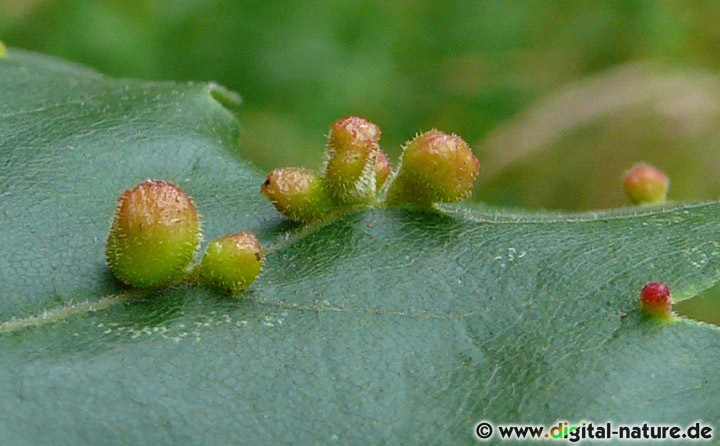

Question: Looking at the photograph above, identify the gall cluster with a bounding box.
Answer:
[261,116,481,222]
[105,115,679,317]
[106,180,263,295]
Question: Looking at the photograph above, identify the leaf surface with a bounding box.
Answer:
[1,50,719,444]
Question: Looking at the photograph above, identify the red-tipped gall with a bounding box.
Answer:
[623,163,669,205]
[261,167,333,223]
[324,116,384,205]
[640,281,673,321]
[327,116,381,156]
[106,180,202,288]
[386,129,480,207]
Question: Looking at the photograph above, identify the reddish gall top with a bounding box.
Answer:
[328,116,381,154]
[623,163,669,205]
[640,281,673,321]
[640,281,670,305]
[115,180,197,232]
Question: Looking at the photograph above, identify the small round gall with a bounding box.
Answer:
[386,129,480,207]
[640,281,673,322]
[199,232,264,295]
[623,163,669,205]
[261,167,333,223]
[106,180,202,288]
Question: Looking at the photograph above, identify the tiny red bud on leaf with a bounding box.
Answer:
[623,163,669,205]
[106,180,202,288]
[640,281,673,321]
[261,167,333,223]
[199,232,264,295]
[386,129,480,207]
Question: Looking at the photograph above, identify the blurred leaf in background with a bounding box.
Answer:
[3,0,720,322]
[2,1,718,182]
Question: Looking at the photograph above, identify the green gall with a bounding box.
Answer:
[623,163,669,205]
[640,281,674,322]
[0,41,6,58]
[324,148,378,206]
[261,167,333,223]
[324,116,383,206]
[386,129,480,207]
[106,180,202,288]
[199,232,264,295]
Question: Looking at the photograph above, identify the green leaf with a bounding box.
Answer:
[2,50,720,444]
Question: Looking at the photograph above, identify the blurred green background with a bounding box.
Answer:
[2,0,720,323]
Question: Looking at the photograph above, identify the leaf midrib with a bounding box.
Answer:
[4,201,720,334]
[441,200,715,223]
